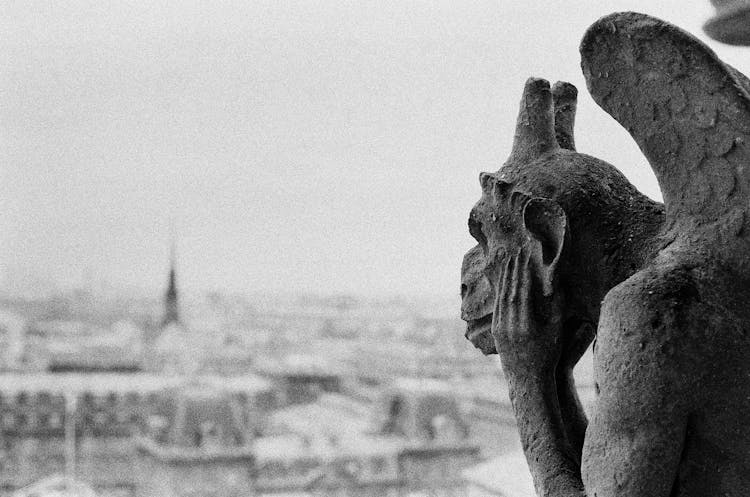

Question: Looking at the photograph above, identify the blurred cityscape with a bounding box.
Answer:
[0,259,593,497]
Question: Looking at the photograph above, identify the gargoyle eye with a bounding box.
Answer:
[468,216,488,255]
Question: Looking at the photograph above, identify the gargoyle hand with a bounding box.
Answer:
[491,247,564,376]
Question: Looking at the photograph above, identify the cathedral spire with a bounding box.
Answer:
[162,238,180,326]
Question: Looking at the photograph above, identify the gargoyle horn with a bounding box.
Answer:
[509,78,559,165]
[581,12,750,225]
[552,81,577,151]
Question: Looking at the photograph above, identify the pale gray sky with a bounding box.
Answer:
[1,1,746,297]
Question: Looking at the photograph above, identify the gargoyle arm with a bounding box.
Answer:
[504,369,586,497]
[507,272,696,497]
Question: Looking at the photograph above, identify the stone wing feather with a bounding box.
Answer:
[581,12,750,224]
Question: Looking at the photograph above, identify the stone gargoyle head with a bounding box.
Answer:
[460,77,665,359]
[461,10,750,364]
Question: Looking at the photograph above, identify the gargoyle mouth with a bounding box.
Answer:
[465,314,496,355]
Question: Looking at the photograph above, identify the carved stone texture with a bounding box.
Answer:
[461,11,750,497]
[704,0,750,45]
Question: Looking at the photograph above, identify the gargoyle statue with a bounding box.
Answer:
[460,12,750,497]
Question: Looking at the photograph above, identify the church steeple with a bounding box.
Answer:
[162,240,180,326]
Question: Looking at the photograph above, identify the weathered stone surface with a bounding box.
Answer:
[704,0,750,45]
[460,12,750,497]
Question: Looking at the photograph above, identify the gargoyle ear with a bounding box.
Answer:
[581,12,750,221]
[523,198,567,296]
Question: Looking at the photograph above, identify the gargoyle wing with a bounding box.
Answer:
[581,12,750,226]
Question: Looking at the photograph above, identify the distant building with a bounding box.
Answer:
[161,244,180,329]
[0,310,26,371]
[265,382,480,497]
[377,378,469,444]
[252,432,403,496]
[350,340,500,384]
[136,378,256,497]
[255,355,342,405]
[144,249,193,374]
[43,320,144,374]
[0,373,273,496]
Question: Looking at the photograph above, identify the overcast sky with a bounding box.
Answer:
[2,1,747,298]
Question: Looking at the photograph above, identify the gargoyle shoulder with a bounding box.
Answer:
[596,261,708,396]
